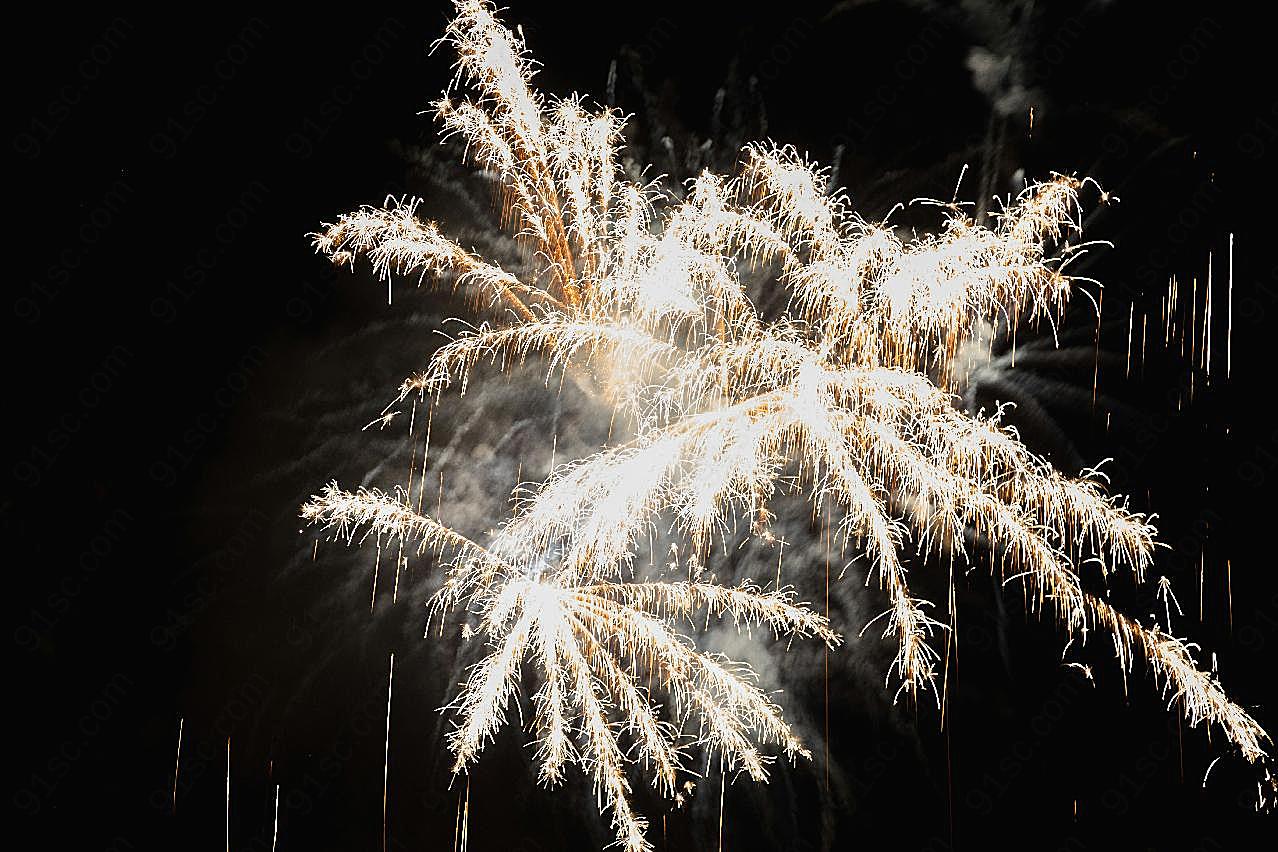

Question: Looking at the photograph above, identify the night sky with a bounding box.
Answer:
[11,3,1275,850]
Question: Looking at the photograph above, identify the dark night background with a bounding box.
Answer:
[9,3,1276,850]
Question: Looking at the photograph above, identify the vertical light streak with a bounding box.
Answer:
[1200,551,1206,622]
[383,652,394,852]
[225,737,232,852]
[1140,311,1148,379]
[1092,289,1102,409]
[1205,251,1213,377]
[1227,558,1234,634]
[718,769,725,852]
[418,407,434,515]
[461,778,470,852]
[271,784,280,852]
[1126,301,1134,379]
[453,784,463,852]
[171,717,183,814]
[824,501,830,793]
[1227,234,1233,378]
[1190,275,1198,374]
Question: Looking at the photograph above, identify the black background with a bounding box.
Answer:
[10,3,1276,850]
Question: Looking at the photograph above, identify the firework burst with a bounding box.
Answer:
[303,483,837,849]
[302,2,1269,847]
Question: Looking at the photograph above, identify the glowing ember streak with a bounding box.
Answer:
[1228,234,1234,379]
[1206,252,1213,377]
[1126,301,1134,379]
[225,737,231,852]
[171,716,182,814]
[371,542,381,615]
[271,784,280,852]
[1228,558,1234,632]
[383,652,394,852]
[303,2,1270,847]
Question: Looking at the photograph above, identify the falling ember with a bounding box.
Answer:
[1126,301,1134,379]
[1179,718,1185,781]
[1200,551,1206,622]
[718,770,726,852]
[1227,234,1233,379]
[419,408,434,514]
[1150,243,1233,404]
[1140,311,1148,379]
[454,778,470,852]
[225,737,232,852]
[171,717,183,814]
[1190,276,1198,380]
[824,501,831,793]
[383,652,394,852]
[271,784,280,852]
[1205,252,1213,377]
[454,789,462,852]
[1228,559,1234,633]
[371,542,381,615]
[300,2,1271,848]
[1093,289,1102,409]
[1205,756,1223,787]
